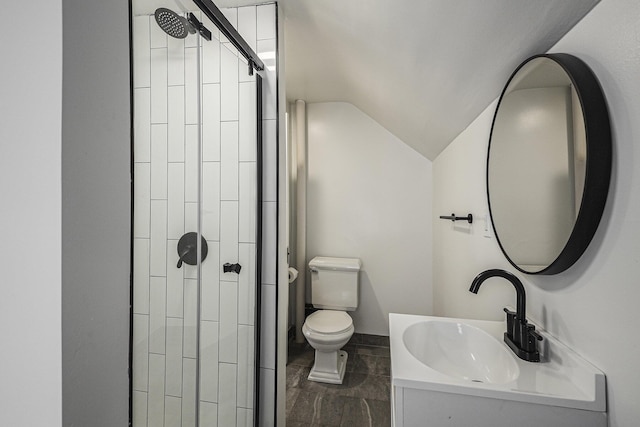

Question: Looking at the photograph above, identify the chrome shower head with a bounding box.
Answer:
[154,8,196,39]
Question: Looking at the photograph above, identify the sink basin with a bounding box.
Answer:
[402,320,519,384]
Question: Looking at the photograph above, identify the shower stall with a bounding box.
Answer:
[131,1,278,425]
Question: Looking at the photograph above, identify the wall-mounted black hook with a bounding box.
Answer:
[439,213,473,224]
[176,232,208,268]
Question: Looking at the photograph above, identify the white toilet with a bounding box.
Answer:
[302,256,361,384]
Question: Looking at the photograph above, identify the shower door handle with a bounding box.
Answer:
[223,263,242,274]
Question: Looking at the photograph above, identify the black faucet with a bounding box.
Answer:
[470,269,543,362]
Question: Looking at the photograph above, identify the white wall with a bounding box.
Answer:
[434,99,517,320]
[307,102,433,335]
[433,0,640,425]
[0,1,62,426]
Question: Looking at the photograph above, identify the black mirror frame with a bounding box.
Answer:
[487,53,612,275]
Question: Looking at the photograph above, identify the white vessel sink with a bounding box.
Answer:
[402,320,519,384]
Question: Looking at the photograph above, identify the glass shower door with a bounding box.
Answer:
[131,2,260,425]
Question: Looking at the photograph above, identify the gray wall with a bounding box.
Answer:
[61,0,131,425]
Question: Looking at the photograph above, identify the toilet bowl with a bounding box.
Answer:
[302,310,354,384]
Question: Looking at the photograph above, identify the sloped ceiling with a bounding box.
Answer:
[281,0,599,160]
[135,0,600,160]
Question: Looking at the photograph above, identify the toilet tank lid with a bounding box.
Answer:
[309,256,362,271]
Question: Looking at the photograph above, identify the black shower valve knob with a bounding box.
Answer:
[176,232,208,268]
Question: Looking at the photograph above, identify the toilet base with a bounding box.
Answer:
[307,350,348,384]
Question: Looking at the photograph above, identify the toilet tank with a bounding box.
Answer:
[309,256,361,311]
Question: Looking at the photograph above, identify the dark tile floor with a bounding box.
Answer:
[286,334,392,426]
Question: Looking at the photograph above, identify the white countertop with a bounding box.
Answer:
[390,313,606,412]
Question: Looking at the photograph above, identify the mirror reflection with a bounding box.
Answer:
[488,56,592,274]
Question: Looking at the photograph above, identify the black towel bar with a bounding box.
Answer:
[439,213,473,224]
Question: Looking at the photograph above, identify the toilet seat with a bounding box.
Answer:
[304,310,353,334]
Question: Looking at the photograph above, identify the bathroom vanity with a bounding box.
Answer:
[389,313,607,427]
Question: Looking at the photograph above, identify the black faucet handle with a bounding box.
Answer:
[503,307,517,341]
[527,324,543,341]
[520,324,544,360]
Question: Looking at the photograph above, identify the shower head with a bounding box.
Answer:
[154,8,212,41]
[154,8,196,39]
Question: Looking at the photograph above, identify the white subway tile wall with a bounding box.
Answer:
[132,3,277,426]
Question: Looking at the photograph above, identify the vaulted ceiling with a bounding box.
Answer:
[280,0,599,160]
[135,0,600,160]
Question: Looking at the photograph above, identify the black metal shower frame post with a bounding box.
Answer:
[127,1,134,426]
[192,0,265,73]
[254,74,264,427]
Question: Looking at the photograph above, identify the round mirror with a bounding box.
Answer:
[487,54,611,275]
